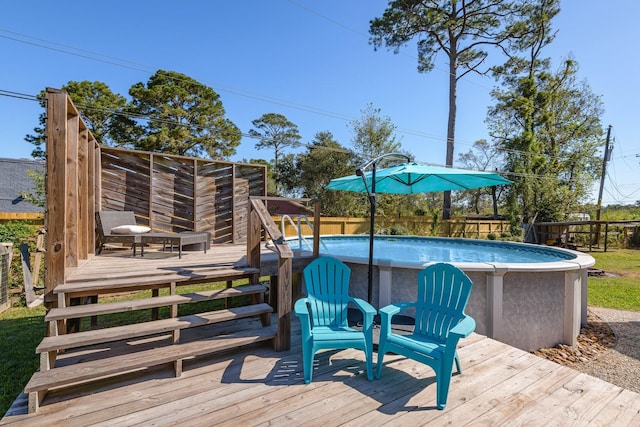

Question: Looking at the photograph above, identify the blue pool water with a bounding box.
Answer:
[290,235,577,264]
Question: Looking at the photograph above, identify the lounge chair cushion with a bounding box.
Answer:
[110,225,151,234]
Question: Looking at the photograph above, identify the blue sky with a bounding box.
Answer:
[1,1,639,206]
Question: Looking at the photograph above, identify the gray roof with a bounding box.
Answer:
[0,157,45,213]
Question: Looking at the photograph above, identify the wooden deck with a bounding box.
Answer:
[3,322,640,426]
[3,245,640,425]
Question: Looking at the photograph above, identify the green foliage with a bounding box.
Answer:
[249,113,301,194]
[19,169,45,208]
[349,103,401,164]
[0,222,41,290]
[489,1,603,224]
[130,70,241,159]
[294,132,363,217]
[0,306,46,416]
[25,82,136,159]
[64,80,135,147]
[0,222,35,245]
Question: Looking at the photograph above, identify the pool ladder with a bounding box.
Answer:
[280,215,329,254]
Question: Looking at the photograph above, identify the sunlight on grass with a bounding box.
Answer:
[588,249,640,312]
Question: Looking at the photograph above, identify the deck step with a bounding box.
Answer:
[26,324,277,393]
[37,303,273,353]
[46,284,267,321]
[54,266,260,296]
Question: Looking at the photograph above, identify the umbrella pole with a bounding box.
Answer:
[367,163,376,304]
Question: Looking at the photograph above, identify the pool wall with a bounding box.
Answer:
[338,250,593,352]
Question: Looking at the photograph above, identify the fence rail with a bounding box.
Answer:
[274,215,511,240]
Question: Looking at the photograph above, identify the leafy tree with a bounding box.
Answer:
[457,139,506,216]
[295,132,364,217]
[488,0,604,224]
[248,113,301,194]
[276,153,302,198]
[25,81,133,159]
[349,103,401,164]
[370,0,528,219]
[348,104,428,219]
[129,70,241,159]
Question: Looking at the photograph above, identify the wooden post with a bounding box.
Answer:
[275,255,292,351]
[313,199,321,258]
[45,89,68,296]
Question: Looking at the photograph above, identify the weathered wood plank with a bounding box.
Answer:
[45,284,267,322]
[26,319,277,393]
[38,303,273,356]
[54,266,260,295]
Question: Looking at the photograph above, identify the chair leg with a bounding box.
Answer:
[375,350,386,379]
[454,351,462,374]
[436,358,456,410]
[303,345,314,384]
[364,345,373,381]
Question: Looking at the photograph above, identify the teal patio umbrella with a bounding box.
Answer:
[326,156,512,304]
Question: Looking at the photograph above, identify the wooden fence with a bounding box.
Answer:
[100,148,266,244]
[275,215,511,240]
[0,213,44,224]
[532,220,640,251]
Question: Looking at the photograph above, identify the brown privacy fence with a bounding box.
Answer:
[100,148,266,244]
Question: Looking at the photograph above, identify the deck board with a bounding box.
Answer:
[3,246,640,426]
[4,325,640,426]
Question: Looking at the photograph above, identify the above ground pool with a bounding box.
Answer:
[288,234,596,352]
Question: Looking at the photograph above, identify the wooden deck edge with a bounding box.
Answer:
[45,284,268,321]
[37,304,273,353]
[53,267,261,295]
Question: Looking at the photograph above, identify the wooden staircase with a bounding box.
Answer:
[25,264,275,413]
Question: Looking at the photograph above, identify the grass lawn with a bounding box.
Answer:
[588,249,640,312]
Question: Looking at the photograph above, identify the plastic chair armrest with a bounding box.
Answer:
[449,315,476,340]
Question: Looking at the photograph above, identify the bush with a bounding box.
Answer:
[0,222,35,244]
[0,222,42,299]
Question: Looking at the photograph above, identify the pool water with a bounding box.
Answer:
[293,235,577,264]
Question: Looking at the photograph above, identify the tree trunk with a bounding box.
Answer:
[443,45,457,220]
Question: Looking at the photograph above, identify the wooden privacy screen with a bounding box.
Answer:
[100,148,266,244]
[45,88,267,293]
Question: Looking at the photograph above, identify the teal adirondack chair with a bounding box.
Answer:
[294,256,376,384]
[375,263,476,410]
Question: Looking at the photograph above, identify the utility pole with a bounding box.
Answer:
[596,125,613,221]
[595,125,613,246]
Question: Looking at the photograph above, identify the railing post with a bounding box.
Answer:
[313,199,320,258]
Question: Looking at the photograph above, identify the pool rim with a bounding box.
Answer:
[289,234,596,273]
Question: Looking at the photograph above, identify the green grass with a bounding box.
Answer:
[587,249,640,312]
[588,249,640,272]
[0,306,46,416]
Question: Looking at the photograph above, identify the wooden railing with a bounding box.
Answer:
[247,197,321,351]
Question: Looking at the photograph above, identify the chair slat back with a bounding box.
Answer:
[414,263,473,342]
[303,256,351,328]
